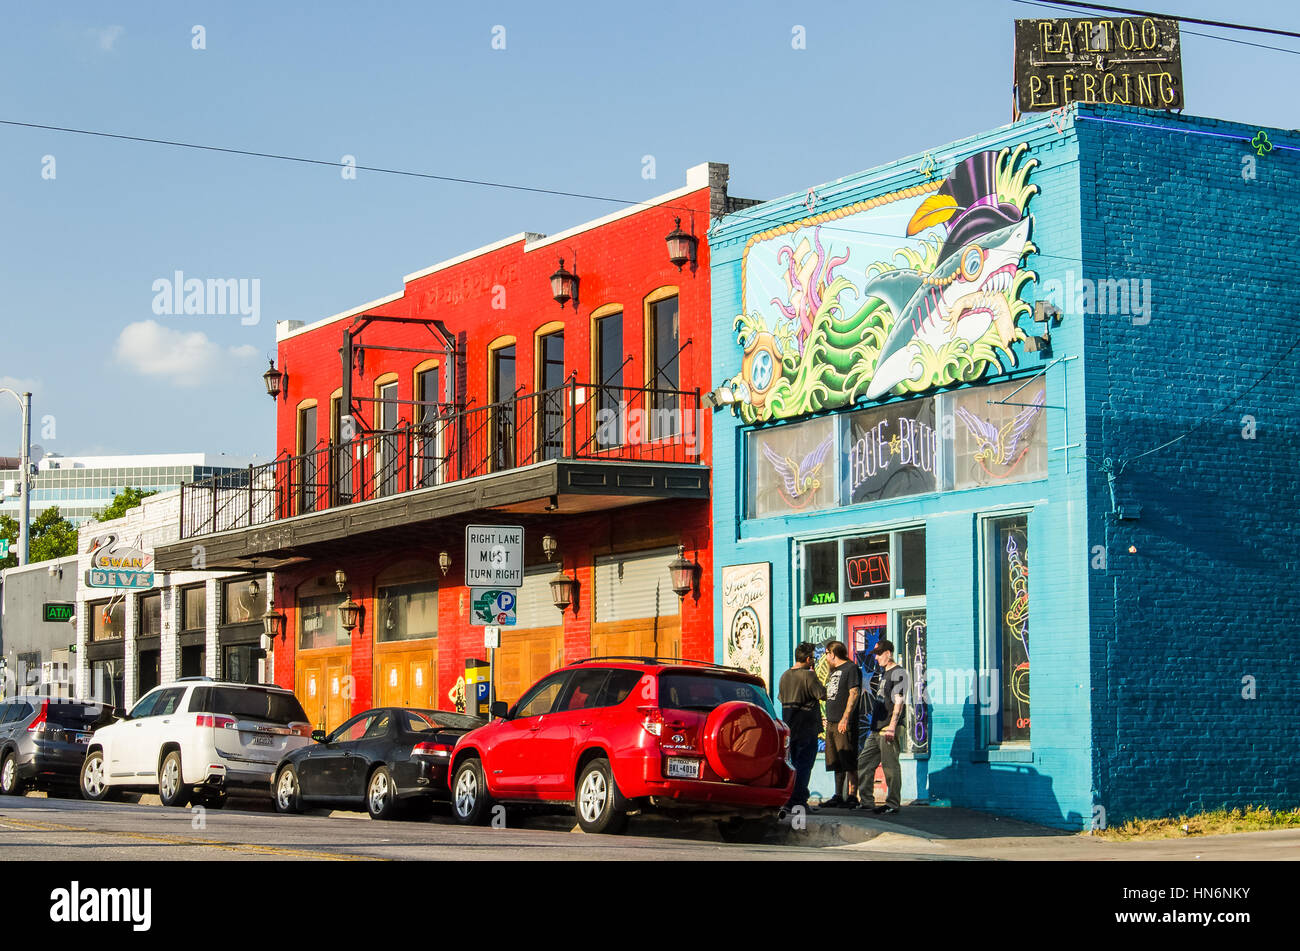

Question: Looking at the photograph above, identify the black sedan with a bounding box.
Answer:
[272,707,484,819]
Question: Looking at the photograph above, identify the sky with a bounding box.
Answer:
[0,0,1296,461]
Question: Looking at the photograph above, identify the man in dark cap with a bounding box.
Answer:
[857,639,908,814]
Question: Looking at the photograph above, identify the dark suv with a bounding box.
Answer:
[0,696,117,795]
[447,658,793,840]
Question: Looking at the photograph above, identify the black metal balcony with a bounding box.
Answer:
[178,382,703,541]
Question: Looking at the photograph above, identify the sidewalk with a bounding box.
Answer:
[793,802,1300,859]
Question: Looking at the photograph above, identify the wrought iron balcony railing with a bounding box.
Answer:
[179,382,702,540]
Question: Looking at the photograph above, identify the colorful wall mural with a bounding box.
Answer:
[726,145,1040,423]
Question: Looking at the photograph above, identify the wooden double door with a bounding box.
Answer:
[591,619,681,663]
[374,639,437,710]
[296,648,351,734]
[492,627,565,708]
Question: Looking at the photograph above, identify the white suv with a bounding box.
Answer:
[80,679,312,807]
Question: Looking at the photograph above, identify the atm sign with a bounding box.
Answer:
[43,602,75,623]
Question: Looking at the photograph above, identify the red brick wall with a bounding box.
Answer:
[269,184,717,713]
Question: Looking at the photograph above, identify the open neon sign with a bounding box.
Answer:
[845,553,890,590]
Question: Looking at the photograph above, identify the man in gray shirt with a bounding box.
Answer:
[857,639,908,814]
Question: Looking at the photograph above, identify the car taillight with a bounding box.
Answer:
[638,706,665,737]
[195,714,237,729]
[26,699,49,733]
[412,742,453,758]
[290,723,312,738]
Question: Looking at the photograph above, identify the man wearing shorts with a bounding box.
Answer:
[821,641,861,809]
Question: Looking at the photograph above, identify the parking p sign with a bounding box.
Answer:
[465,524,524,587]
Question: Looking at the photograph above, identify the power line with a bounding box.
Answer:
[1122,334,1300,468]
[0,118,699,215]
[1007,0,1300,39]
[1008,0,1300,54]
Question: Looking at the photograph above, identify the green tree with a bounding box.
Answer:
[0,506,78,569]
[93,487,157,523]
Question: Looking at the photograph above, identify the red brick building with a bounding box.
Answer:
[159,163,750,731]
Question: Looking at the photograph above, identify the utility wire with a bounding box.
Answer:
[0,118,700,215]
[1008,0,1300,54]
[1122,334,1300,469]
[1007,0,1300,38]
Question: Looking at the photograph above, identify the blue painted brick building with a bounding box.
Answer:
[708,104,1298,830]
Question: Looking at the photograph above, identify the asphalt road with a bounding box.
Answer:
[0,793,920,861]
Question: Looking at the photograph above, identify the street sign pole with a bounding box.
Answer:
[0,389,32,566]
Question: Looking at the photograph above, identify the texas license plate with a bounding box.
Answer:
[74,733,89,744]
[666,757,701,779]
[251,735,274,747]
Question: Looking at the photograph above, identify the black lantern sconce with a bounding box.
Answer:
[263,359,287,401]
[438,551,452,576]
[550,257,579,308]
[668,544,699,600]
[338,595,363,634]
[665,217,698,271]
[542,534,558,562]
[261,603,286,641]
[550,569,578,614]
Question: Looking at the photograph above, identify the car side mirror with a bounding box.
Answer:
[311,730,327,743]
[490,701,509,720]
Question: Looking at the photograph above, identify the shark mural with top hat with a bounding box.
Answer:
[725,144,1040,423]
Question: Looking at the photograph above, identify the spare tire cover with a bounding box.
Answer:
[702,701,780,782]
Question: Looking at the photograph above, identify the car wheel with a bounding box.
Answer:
[450,757,492,826]
[158,751,190,808]
[275,765,303,814]
[575,757,627,835]
[0,752,22,796]
[80,750,117,802]
[366,765,399,821]
[717,816,770,844]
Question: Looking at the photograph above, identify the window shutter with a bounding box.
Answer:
[594,547,680,623]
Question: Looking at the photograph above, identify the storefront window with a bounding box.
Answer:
[90,659,124,707]
[898,609,929,755]
[844,535,891,602]
[802,540,839,606]
[898,528,926,597]
[946,379,1048,490]
[377,581,438,642]
[182,585,206,632]
[222,579,260,625]
[747,416,837,519]
[90,600,125,641]
[298,593,348,650]
[985,514,1030,745]
[795,529,928,757]
[841,399,938,504]
[139,592,163,637]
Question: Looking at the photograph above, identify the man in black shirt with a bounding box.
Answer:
[821,641,861,808]
[857,639,907,813]
[778,642,827,812]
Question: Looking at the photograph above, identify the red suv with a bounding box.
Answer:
[447,658,793,839]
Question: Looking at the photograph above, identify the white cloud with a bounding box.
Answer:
[0,376,42,397]
[112,320,260,387]
[90,25,126,52]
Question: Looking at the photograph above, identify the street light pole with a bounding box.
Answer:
[0,388,32,566]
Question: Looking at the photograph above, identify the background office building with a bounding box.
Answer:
[0,452,247,526]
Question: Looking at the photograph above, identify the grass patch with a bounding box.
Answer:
[1087,806,1300,841]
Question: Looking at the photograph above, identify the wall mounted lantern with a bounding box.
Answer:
[334,569,348,593]
[338,595,363,634]
[261,604,286,641]
[665,217,698,271]
[550,569,578,613]
[668,544,697,599]
[263,359,286,400]
[438,551,452,576]
[542,534,558,561]
[550,258,579,308]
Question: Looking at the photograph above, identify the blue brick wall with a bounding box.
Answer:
[709,113,1098,829]
[1077,104,1300,825]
